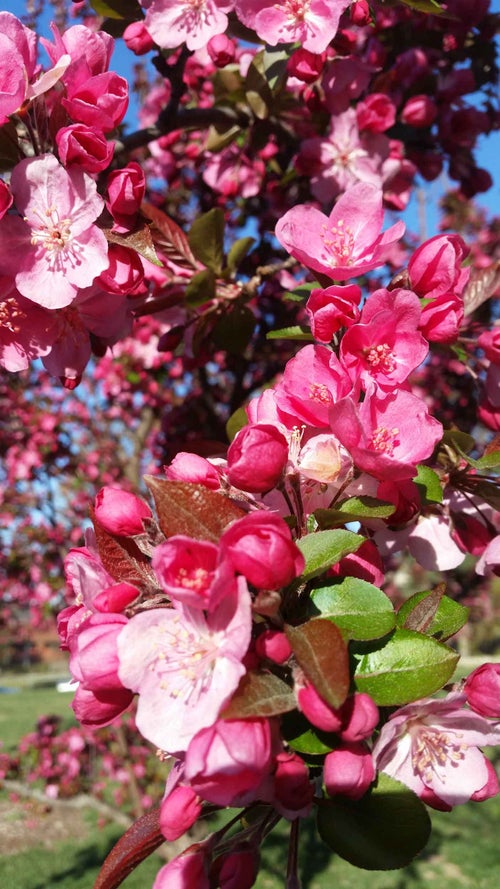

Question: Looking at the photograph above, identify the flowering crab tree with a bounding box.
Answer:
[1,0,500,887]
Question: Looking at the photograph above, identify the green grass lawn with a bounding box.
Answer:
[1,685,500,889]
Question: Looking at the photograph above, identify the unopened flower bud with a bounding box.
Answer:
[324,742,375,800]
[94,486,152,536]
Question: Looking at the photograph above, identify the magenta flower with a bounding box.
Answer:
[235,0,350,54]
[275,183,405,282]
[329,387,443,481]
[0,155,108,309]
[117,581,252,754]
[373,692,500,808]
[143,0,234,51]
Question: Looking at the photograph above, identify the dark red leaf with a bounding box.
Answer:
[286,619,349,709]
[144,478,246,542]
[94,807,163,889]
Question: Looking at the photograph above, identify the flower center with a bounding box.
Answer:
[155,614,219,707]
[321,219,356,266]
[0,297,27,334]
[279,0,311,21]
[364,343,397,373]
[410,725,467,785]
[370,426,399,455]
[175,566,212,592]
[30,206,72,252]
[308,382,331,404]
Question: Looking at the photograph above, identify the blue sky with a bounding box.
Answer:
[3,0,499,237]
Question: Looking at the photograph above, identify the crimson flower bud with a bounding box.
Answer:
[94,486,152,536]
[464,663,500,717]
[226,423,288,493]
[123,21,155,55]
[207,34,236,67]
[324,742,375,800]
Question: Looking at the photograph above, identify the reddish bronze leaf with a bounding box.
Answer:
[286,619,349,709]
[94,807,163,889]
[221,671,296,718]
[141,201,199,270]
[144,478,246,542]
[91,508,158,592]
[102,220,161,266]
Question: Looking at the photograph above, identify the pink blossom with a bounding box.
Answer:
[41,23,114,92]
[272,751,314,818]
[373,692,500,808]
[70,612,130,695]
[71,684,133,726]
[329,539,384,587]
[117,580,252,753]
[419,292,464,344]
[97,245,145,295]
[235,1,350,54]
[56,124,115,174]
[207,33,236,67]
[324,742,375,799]
[106,162,145,232]
[153,844,210,889]
[476,535,500,576]
[255,630,291,664]
[275,183,405,282]
[160,784,202,841]
[0,155,108,309]
[464,664,500,718]
[305,284,361,342]
[407,233,470,300]
[220,512,305,590]
[0,180,13,219]
[357,93,397,134]
[226,423,289,493]
[297,110,384,203]
[144,0,234,52]
[401,94,438,128]
[216,846,260,889]
[340,288,428,391]
[94,486,152,536]
[292,431,352,486]
[63,71,129,133]
[329,388,443,481]
[287,48,326,83]
[184,718,274,806]
[203,145,264,198]
[153,536,236,611]
[274,344,354,427]
[165,452,221,489]
[0,284,57,372]
[40,285,133,385]
[123,21,155,55]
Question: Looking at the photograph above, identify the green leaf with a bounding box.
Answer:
[296,529,365,581]
[314,497,395,528]
[285,619,349,709]
[353,629,459,705]
[397,588,469,640]
[188,208,225,273]
[261,45,292,91]
[90,0,139,19]
[317,774,432,871]
[399,0,444,13]
[283,282,320,303]
[185,269,216,307]
[281,711,336,756]
[205,119,241,152]
[212,303,255,354]
[471,450,500,470]
[413,464,443,504]
[266,325,314,342]
[221,671,296,719]
[244,46,290,118]
[144,478,246,543]
[227,236,255,271]
[310,578,396,641]
[440,429,475,455]
[226,406,248,442]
